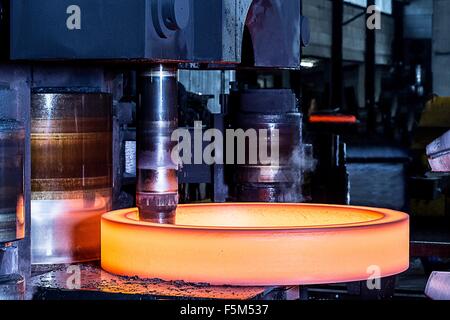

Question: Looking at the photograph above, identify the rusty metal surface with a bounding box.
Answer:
[11,0,303,69]
[30,264,271,300]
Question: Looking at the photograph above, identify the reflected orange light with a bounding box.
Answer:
[309,115,357,124]
[101,203,409,286]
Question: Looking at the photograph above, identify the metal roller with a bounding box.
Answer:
[137,65,179,223]
[230,89,303,203]
[31,92,112,264]
[0,120,25,244]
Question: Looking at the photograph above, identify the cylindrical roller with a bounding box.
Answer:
[137,65,179,223]
[0,120,25,244]
[31,92,112,264]
[230,89,303,203]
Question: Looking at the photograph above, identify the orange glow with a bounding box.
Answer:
[309,115,357,124]
[32,194,110,264]
[101,203,409,286]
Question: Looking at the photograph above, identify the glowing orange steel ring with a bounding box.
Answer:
[101,203,409,286]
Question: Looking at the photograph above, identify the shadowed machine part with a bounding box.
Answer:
[230,89,303,202]
[0,118,26,301]
[31,92,112,265]
[0,120,25,244]
[137,65,179,223]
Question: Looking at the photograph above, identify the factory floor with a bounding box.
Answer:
[28,258,443,301]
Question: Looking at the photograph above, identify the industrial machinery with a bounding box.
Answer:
[228,89,304,203]
[0,76,27,300]
[136,65,179,223]
[31,92,112,264]
[0,0,413,301]
[0,120,25,244]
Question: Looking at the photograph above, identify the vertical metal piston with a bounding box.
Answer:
[137,65,179,223]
